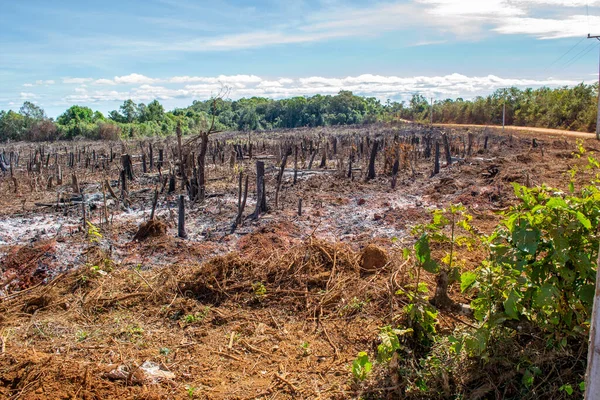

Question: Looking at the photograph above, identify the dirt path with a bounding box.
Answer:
[433,123,597,139]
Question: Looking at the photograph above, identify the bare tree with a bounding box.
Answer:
[185,88,229,201]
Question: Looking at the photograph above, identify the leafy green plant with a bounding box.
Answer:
[412,204,476,309]
[86,221,103,243]
[75,330,89,342]
[454,151,600,358]
[395,233,440,347]
[252,282,267,298]
[299,341,311,356]
[185,385,197,399]
[160,347,171,356]
[340,296,369,316]
[464,181,599,343]
[376,325,412,363]
[351,352,373,381]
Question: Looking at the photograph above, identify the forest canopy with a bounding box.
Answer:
[0,83,597,142]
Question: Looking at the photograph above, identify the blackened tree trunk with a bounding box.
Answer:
[275,150,289,208]
[442,133,452,166]
[121,154,134,180]
[178,195,187,239]
[198,131,209,201]
[366,140,378,180]
[432,140,440,177]
[252,160,267,219]
[293,145,298,185]
[149,142,154,171]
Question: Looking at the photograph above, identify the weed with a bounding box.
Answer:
[252,282,267,298]
[299,341,311,356]
[182,307,211,324]
[185,385,197,399]
[86,221,102,243]
[351,352,372,381]
[160,347,171,356]
[75,330,89,342]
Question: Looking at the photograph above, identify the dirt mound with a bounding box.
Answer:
[132,219,167,241]
[180,238,361,309]
[360,244,389,272]
[1,240,55,291]
[237,220,301,259]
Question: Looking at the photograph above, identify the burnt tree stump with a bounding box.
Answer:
[366,140,378,180]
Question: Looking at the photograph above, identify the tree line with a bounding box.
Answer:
[0,84,597,142]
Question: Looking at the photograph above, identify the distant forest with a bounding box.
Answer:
[0,83,597,142]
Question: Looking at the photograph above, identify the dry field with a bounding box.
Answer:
[0,123,593,399]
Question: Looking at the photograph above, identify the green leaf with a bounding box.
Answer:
[576,211,592,229]
[512,222,540,255]
[577,284,595,306]
[460,271,477,292]
[414,234,431,264]
[351,352,372,381]
[533,284,558,308]
[422,259,439,273]
[560,384,574,395]
[522,369,534,388]
[546,197,568,210]
[504,290,520,320]
[402,248,410,259]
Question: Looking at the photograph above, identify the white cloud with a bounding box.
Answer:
[495,15,600,39]
[61,73,585,104]
[62,77,94,84]
[167,74,262,84]
[23,79,55,87]
[20,92,38,100]
[113,73,158,85]
[93,78,116,85]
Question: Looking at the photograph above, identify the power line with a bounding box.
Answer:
[560,41,598,70]
[562,42,599,69]
[544,36,586,71]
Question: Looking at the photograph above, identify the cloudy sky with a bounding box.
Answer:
[1,0,599,117]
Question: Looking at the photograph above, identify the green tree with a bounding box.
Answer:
[19,101,46,120]
[119,99,138,123]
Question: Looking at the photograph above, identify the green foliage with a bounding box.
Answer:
[75,330,89,342]
[376,326,413,363]
[86,221,103,243]
[185,385,197,398]
[182,307,211,324]
[340,297,369,316]
[351,352,373,381]
[159,347,171,356]
[418,84,598,132]
[3,83,596,143]
[414,204,476,275]
[465,180,599,343]
[252,282,267,298]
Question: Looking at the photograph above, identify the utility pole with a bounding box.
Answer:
[589,34,600,140]
[587,34,600,398]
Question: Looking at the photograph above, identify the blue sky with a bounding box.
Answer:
[1,0,599,117]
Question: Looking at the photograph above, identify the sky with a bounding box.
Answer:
[1,0,600,118]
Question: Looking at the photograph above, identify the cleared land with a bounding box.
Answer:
[0,123,594,399]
